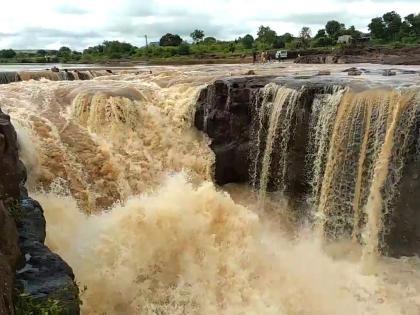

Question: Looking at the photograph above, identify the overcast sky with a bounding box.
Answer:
[0,0,418,50]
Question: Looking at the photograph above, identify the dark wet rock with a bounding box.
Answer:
[0,109,21,315]
[0,107,79,313]
[15,197,79,314]
[195,76,275,186]
[401,70,417,74]
[383,69,397,76]
[348,69,362,76]
[195,77,324,202]
[0,201,20,315]
[317,70,331,76]
[74,70,90,80]
[244,70,256,75]
[0,110,20,201]
[51,67,59,73]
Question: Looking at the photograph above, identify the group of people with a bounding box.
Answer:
[252,50,286,64]
[252,51,271,63]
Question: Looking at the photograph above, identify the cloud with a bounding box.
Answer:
[55,3,89,15]
[280,12,352,25]
[0,0,418,49]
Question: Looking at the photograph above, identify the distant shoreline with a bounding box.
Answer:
[2,45,420,67]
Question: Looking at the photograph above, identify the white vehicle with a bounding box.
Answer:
[276,50,288,60]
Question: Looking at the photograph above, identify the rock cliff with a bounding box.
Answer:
[0,108,79,314]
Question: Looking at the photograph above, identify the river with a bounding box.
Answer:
[1,63,420,314]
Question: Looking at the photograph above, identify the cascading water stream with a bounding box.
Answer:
[251,83,420,262]
[257,84,298,204]
[1,66,420,314]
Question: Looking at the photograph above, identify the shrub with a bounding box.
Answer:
[15,294,63,315]
[178,44,191,55]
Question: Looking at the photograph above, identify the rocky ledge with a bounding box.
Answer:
[195,76,420,257]
[0,109,79,314]
[295,46,420,65]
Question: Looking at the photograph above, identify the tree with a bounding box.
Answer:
[344,25,361,39]
[190,29,205,43]
[57,46,71,57]
[325,20,343,39]
[315,29,326,39]
[299,27,312,49]
[399,21,412,38]
[242,34,254,49]
[311,36,334,47]
[369,17,386,40]
[0,49,16,58]
[257,25,277,46]
[37,50,47,56]
[159,33,183,46]
[383,11,402,41]
[280,33,294,43]
[273,36,285,49]
[102,41,134,55]
[203,37,217,44]
[405,13,420,36]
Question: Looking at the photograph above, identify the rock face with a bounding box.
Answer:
[195,76,275,185]
[0,108,79,314]
[295,46,420,65]
[0,109,21,315]
[0,201,20,315]
[15,195,80,314]
[195,77,328,202]
[195,77,420,257]
[0,111,20,201]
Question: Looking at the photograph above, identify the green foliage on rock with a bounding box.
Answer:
[15,294,63,315]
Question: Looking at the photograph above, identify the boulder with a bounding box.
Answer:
[317,70,331,76]
[348,69,362,76]
[15,197,80,314]
[383,69,397,76]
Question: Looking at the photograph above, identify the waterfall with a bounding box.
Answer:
[2,68,420,314]
[250,83,420,258]
[0,71,21,84]
[258,85,299,203]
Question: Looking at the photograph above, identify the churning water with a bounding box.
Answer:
[2,64,420,314]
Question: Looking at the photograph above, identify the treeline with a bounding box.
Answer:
[369,12,420,43]
[0,47,82,63]
[0,10,418,63]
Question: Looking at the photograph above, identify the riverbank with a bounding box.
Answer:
[295,45,420,65]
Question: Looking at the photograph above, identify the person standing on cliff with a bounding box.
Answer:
[252,49,257,64]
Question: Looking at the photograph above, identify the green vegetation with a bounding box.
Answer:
[0,10,418,64]
[369,11,420,44]
[15,294,63,315]
[6,200,24,223]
